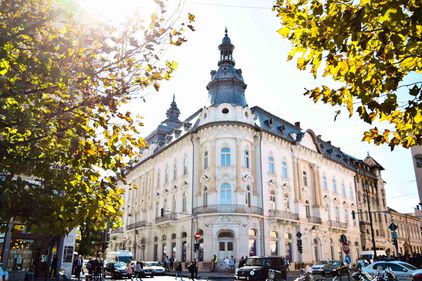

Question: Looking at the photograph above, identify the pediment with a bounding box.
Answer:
[300,131,320,153]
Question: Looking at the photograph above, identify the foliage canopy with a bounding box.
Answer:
[274,0,422,149]
[0,0,193,235]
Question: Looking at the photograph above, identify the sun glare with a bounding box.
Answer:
[77,0,155,24]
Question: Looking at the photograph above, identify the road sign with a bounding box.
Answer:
[342,242,350,255]
[388,223,398,231]
[194,232,201,239]
[345,255,351,264]
[391,231,398,239]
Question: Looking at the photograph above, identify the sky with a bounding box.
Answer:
[79,0,420,214]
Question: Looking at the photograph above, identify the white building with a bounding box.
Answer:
[109,30,379,268]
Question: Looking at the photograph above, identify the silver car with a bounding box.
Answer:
[362,261,419,281]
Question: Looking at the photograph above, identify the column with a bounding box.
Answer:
[292,157,301,202]
[251,140,256,194]
[197,144,203,196]
[311,164,321,207]
[209,139,217,192]
[192,136,200,201]
[253,135,261,196]
[235,138,242,192]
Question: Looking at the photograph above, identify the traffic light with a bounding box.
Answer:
[351,210,356,220]
[297,239,303,254]
[392,238,398,248]
[160,208,164,217]
[193,243,200,251]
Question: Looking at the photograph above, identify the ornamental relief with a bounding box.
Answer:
[242,173,255,185]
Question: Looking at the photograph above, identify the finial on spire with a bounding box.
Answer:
[172,93,175,102]
[225,27,228,35]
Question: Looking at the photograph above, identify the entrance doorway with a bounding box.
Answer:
[217,231,234,262]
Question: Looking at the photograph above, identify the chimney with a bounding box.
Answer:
[295,122,301,128]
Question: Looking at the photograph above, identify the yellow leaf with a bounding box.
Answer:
[277,27,290,37]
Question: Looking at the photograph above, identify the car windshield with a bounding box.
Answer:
[146,262,160,267]
[332,261,342,267]
[245,258,265,266]
[399,263,417,270]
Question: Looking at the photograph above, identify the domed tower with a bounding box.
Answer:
[206,28,248,107]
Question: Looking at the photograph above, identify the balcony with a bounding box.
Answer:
[155,213,177,223]
[192,204,263,216]
[329,220,348,229]
[307,216,322,224]
[268,209,299,221]
[110,227,124,234]
[126,221,147,230]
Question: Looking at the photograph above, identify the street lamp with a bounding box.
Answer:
[358,162,377,260]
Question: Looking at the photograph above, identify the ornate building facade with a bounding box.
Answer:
[108,31,394,267]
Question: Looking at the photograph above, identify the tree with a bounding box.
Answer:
[274,0,422,149]
[0,0,194,235]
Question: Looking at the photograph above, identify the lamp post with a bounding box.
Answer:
[359,162,377,260]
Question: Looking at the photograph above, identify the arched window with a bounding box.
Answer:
[182,192,187,212]
[332,177,337,193]
[243,149,250,169]
[183,155,188,175]
[165,164,169,184]
[270,190,276,210]
[313,238,320,262]
[203,187,208,207]
[245,185,251,208]
[248,229,257,256]
[203,150,209,169]
[221,147,231,166]
[173,159,178,180]
[322,175,328,191]
[220,183,232,204]
[270,232,279,256]
[302,171,308,186]
[305,200,311,218]
[282,161,288,178]
[268,156,275,174]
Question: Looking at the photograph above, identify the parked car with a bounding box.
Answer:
[363,261,419,281]
[235,256,288,281]
[311,261,330,275]
[323,260,349,276]
[104,261,128,279]
[413,269,422,281]
[143,261,165,275]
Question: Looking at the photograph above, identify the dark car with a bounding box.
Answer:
[235,256,287,281]
[104,261,128,279]
[323,260,348,276]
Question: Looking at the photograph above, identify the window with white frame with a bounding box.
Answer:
[203,150,209,169]
[243,149,250,169]
[270,190,276,210]
[203,187,208,207]
[342,181,346,197]
[182,192,187,212]
[173,160,178,180]
[165,164,169,184]
[332,177,337,193]
[268,156,275,174]
[221,147,231,166]
[305,201,310,218]
[303,171,308,186]
[282,161,288,178]
[220,183,232,204]
[183,155,188,175]
[322,175,328,191]
[245,185,251,207]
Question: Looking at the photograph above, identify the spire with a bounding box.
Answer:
[206,29,247,107]
[218,27,235,66]
[165,94,180,122]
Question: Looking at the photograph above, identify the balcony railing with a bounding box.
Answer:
[329,220,348,229]
[268,209,299,221]
[192,204,263,216]
[307,216,322,224]
[155,213,177,223]
[126,221,147,230]
[110,227,124,234]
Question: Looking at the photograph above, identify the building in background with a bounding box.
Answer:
[388,208,422,256]
[108,30,413,268]
[411,146,422,236]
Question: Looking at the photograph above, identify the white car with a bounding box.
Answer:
[143,261,165,275]
[362,261,419,281]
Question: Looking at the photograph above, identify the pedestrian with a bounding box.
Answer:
[229,256,236,272]
[187,260,197,280]
[170,256,174,270]
[126,260,134,280]
[211,255,218,272]
[238,257,245,268]
[73,255,83,281]
[134,261,143,281]
[175,260,183,280]
[165,256,170,271]
[50,255,58,278]
[224,257,229,272]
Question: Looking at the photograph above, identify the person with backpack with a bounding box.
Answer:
[134,261,143,281]
[187,259,197,280]
[175,260,183,280]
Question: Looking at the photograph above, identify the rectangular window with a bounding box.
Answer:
[243,150,250,169]
[303,171,308,186]
[282,162,288,178]
[221,148,231,166]
[204,151,209,169]
[268,157,275,174]
[219,242,225,251]
[227,242,233,251]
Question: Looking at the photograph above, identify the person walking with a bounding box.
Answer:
[229,256,236,272]
[175,260,183,280]
[73,255,84,281]
[211,255,217,272]
[134,261,143,281]
[224,257,229,272]
[187,260,196,280]
[126,260,134,280]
